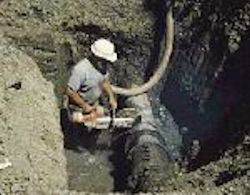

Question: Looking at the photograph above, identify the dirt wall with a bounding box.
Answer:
[0,38,67,194]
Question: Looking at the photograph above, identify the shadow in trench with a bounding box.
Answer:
[60,108,100,153]
[60,108,130,192]
[198,31,250,167]
[60,108,112,192]
[143,0,167,81]
[160,29,250,170]
[109,130,131,192]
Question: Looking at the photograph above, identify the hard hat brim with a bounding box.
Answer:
[91,44,118,63]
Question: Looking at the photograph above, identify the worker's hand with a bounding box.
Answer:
[84,104,95,113]
[95,105,105,117]
[88,111,98,122]
[109,97,117,110]
[81,111,98,122]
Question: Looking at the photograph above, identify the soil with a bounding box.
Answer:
[0,0,249,194]
[0,37,67,194]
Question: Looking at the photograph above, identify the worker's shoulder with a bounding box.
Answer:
[73,58,92,71]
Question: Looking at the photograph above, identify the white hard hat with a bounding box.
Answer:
[91,38,118,62]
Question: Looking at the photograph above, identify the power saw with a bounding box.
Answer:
[84,108,137,130]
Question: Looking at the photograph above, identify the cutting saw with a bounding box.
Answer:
[84,108,137,130]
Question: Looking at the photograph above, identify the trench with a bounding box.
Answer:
[4,0,249,192]
[54,21,177,195]
[55,4,183,193]
[56,14,250,194]
[57,31,250,192]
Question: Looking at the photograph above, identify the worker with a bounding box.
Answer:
[66,38,118,124]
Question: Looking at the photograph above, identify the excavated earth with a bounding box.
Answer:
[0,0,249,194]
[0,37,67,194]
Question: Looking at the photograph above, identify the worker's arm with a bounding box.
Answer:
[102,79,117,109]
[66,88,94,113]
[67,66,95,113]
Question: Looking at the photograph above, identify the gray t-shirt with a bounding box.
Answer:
[67,58,107,104]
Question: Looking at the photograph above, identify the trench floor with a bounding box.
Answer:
[62,122,130,193]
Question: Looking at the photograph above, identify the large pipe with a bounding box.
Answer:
[111,8,174,96]
[124,93,171,192]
